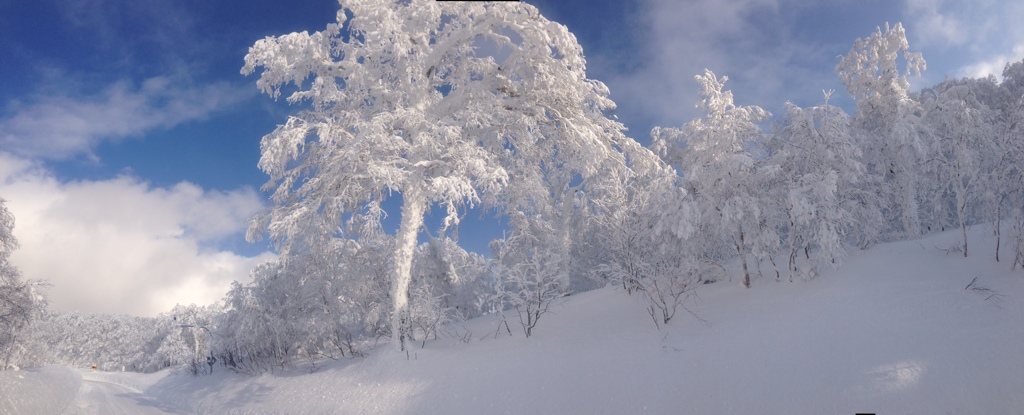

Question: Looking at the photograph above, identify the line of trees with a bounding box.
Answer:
[229,6,1024,367]
[3,3,1023,374]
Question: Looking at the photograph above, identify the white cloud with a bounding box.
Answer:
[905,0,968,47]
[956,44,1024,80]
[904,0,1024,81]
[0,77,249,162]
[0,152,275,316]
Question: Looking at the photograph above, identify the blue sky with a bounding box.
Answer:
[1,0,1021,316]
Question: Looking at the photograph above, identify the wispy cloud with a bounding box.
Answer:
[904,0,1024,80]
[0,77,249,161]
[957,44,1024,80]
[0,152,275,316]
[905,0,968,47]
[578,0,1024,140]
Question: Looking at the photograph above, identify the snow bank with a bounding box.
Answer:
[0,365,81,415]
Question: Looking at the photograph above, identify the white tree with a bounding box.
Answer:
[767,92,867,279]
[652,69,773,288]
[836,22,927,239]
[598,169,677,293]
[489,212,569,338]
[30,310,173,373]
[243,0,633,350]
[0,199,46,370]
[218,272,287,374]
[216,240,376,374]
[920,80,996,256]
[157,304,220,375]
[595,160,702,327]
[994,60,1024,266]
[406,235,489,346]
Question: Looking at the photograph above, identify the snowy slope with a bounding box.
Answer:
[5,226,1023,414]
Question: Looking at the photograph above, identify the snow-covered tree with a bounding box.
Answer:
[920,79,996,256]
[158,304,220,375]
[490,212,570,338]
[0,199,47,370]
[594,160,701,327]
[243,0,634,350]
[217,249,358,374]
[218,269,286,375]
[767,92,868,279]
[836,22,927,240]
[32,311,170,373]
[652,69,773,288]
[598,169,676,293]
[408,235,489,345]
[994,60,1024,266]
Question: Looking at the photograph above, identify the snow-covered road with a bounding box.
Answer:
[62,378,184,415]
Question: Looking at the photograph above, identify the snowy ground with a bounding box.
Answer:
[62,374,183,415]
[3,226,1022,414]
[0,365,80,414]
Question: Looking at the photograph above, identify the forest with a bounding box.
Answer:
[2,1,1023,375]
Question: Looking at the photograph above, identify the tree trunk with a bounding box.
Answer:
[956,178,969,257]
[735,229,751,288]
[995,201,1002,262]
[786,210,797,282]
[392,183,426,352]
[895,167,920,239]
[788,246,798,282]
[960,216,968,257]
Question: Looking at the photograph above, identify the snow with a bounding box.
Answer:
[3,226,1022,414]
[0,365,81,414]
[62,376,181,415]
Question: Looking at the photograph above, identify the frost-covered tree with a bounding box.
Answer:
[157,304,221,375]
[994,60,1024,266]
[595,161,701,327]
[489,212,570,338]
[215,232,489,370]
[244,0,634,351]
[32,311,170,373]
[767,92,868,279]
[217,244,367,374]
[598,166,681,293]
[652,70,773,288]
[408,235,489,345]
[0,199,46,370]
[836,22,927,239]
[920,80,996,256]
[218,265,289,375]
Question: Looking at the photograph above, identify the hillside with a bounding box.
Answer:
[4,226,1022,414]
